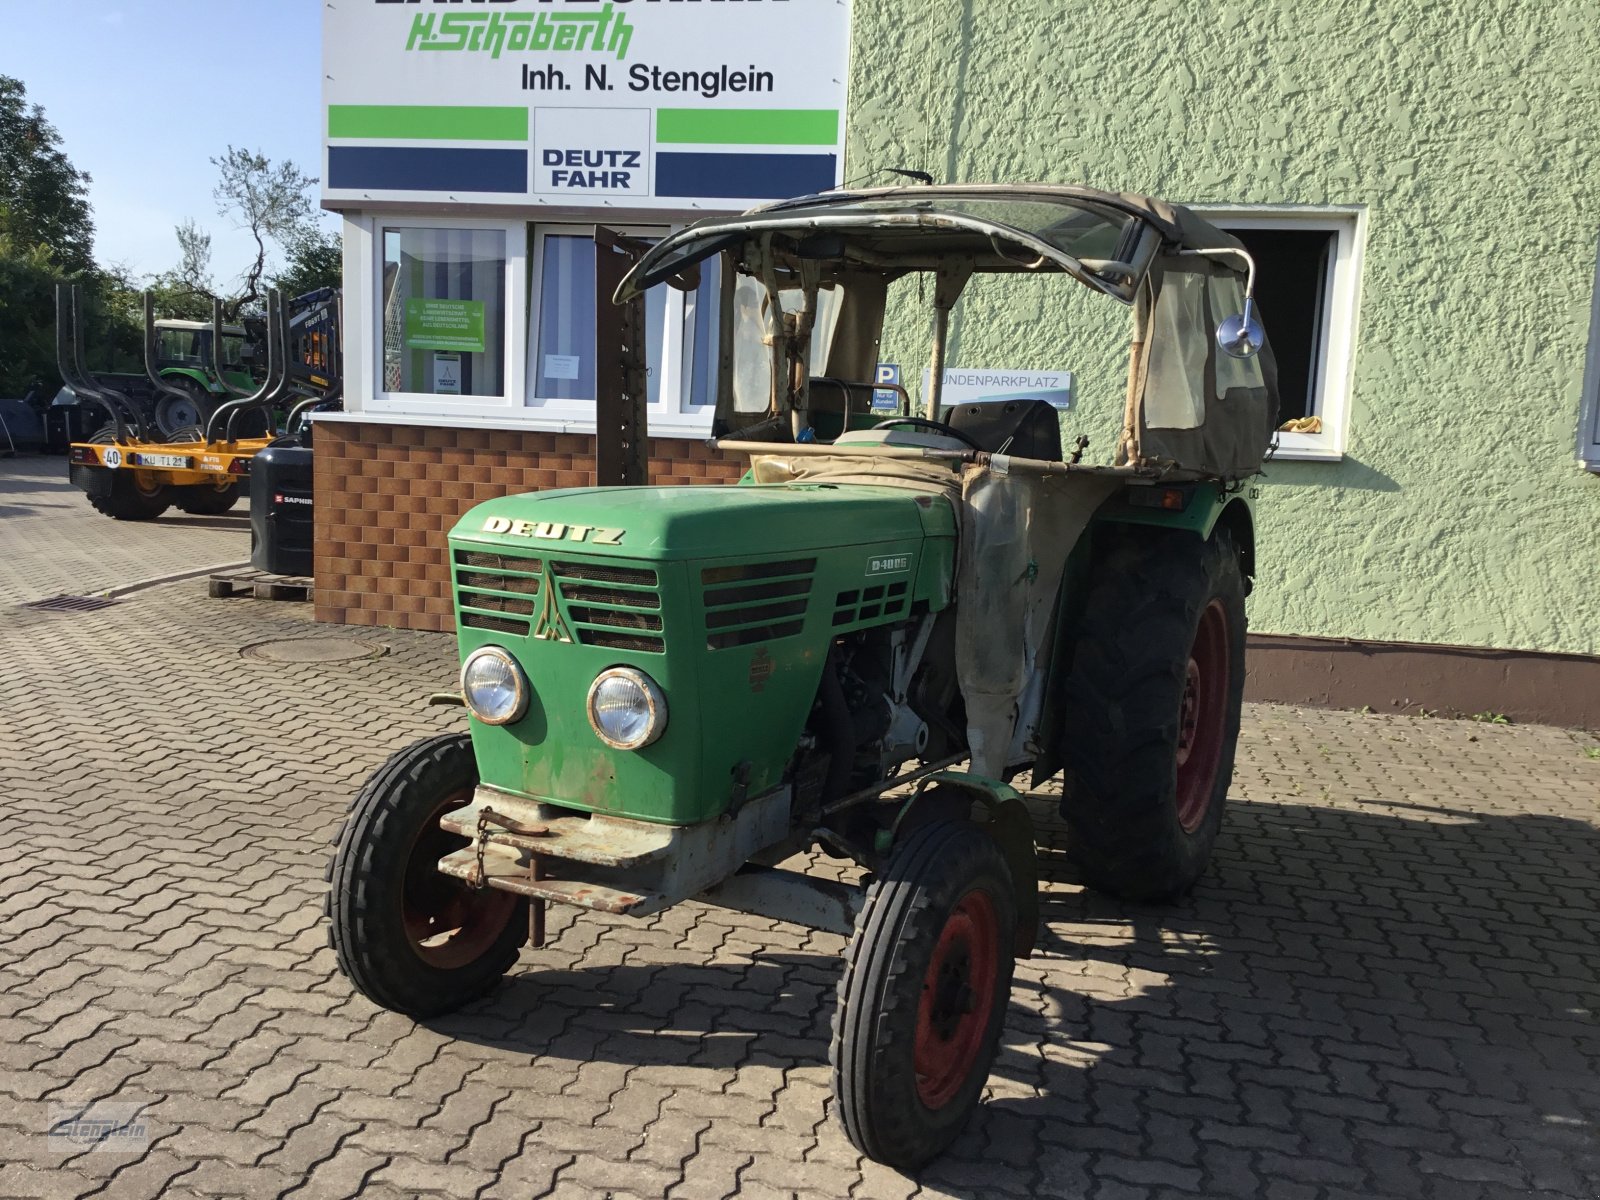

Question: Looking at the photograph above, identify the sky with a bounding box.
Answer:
[2,0,337,282]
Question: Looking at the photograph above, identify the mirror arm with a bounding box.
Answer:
[1175,246,1258,300]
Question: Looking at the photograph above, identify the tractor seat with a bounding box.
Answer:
[940,398,1063,461]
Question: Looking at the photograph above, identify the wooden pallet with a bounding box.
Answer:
[208,568,314,603]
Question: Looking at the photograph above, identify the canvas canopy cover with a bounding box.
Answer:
[618,184,1280,481]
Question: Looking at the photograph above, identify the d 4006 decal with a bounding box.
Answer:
[482,517,624,545]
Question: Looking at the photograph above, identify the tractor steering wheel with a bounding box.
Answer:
[872,416,983,452]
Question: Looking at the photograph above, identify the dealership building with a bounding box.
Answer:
[315,1,1600,725]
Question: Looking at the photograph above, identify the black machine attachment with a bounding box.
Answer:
[940,398,1064,462]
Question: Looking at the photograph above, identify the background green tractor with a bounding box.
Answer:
[147,318,258,437]
[328,186,1278,1170]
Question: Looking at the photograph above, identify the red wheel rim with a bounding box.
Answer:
[913,889,1001,1110]
[1175,598,1230,833]
[400,788,519,969]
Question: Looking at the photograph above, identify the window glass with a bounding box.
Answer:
[381,227,506,397]
[686,266,719,409]
[1142,271,1207,430]
[1220,227,1332,422]
[730,279,841,413]
[534,234,664,407]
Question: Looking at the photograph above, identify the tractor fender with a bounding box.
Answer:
[877,772,1039,959]
[1092,486,1256,581]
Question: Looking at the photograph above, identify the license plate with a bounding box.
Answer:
[136,453,191,469]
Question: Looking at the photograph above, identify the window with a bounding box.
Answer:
[381,225,510,399]
[1207,209,1365,461]
[1579,234,1600,472]
[528,225,720,429]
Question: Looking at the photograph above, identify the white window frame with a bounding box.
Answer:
[526,223,718,437]
[360,216,529,421]
[1198,206,1366,462]
[1578,233,1600,472]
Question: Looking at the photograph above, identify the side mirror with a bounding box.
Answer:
[1217,299,1264,359]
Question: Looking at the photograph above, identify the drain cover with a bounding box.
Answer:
[22,594,121,613]
[240,638,389,664]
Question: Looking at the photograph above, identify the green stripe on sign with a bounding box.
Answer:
[655,109,839,146]
[327,105,530,142]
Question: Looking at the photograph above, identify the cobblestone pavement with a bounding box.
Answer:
[0,456,248,606]
[2,468,1599,1200]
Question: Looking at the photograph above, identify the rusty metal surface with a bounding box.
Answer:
[436,846,655,915]
[594,227,649,488]
[440,789,676,869]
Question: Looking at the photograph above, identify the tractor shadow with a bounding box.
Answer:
[436,796,1600,1197]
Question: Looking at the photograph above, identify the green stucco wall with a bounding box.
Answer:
[847,0,1600,656]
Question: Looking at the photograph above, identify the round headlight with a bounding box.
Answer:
[460,646,528,726]
[587,667,667,750]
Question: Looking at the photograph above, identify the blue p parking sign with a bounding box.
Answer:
[871,364,901,413]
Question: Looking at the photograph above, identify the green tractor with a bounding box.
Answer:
[147,317,258,437]
[328,185,1278,1168]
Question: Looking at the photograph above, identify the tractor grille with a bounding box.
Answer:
[832,580,910,628]
[701,558,815,650]
[452,549,664,652]
[551,561,663,653]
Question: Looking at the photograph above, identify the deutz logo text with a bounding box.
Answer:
[482,517,624,545]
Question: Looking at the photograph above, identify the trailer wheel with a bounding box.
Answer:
[328,732,526,1017]
[1057,527,1247,901]
[84,425,171,521]
[831,820,1016,1169]
[172,483,242,515]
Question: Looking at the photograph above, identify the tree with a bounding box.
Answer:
[0,76,103,395]
[208,146,317,321]
[0,76,95,275]
[271,224,342,299]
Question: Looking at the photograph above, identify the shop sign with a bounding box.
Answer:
[404,299,487,353]
[323,1,850,210]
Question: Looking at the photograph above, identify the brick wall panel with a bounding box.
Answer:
[314,421,745,630]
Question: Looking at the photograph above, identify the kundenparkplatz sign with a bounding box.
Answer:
[322,1,850,210]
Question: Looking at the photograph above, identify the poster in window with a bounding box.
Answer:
[433,353,463,395]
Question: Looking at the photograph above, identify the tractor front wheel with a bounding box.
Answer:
[327,733,526,1017]
[1057,527,1247,901]
[831,820,1017,1169]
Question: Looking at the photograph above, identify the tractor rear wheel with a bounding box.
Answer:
[831,819,1017,1169]
[85,425,170,521]
[1057,527,1247,901]
[154,378,216,440]
[327,733,526,1017]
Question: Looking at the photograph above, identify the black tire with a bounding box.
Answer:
[153,378,217,440]
[328,733,527,1017]
[831,820,1017,1170]
[85,425,171,521]
[172,483,242,515]
[1057,527,1247,901]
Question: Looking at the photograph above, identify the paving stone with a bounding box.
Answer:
[3,455,1599,1198]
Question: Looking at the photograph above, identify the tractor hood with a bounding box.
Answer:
[454,483,954,561]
